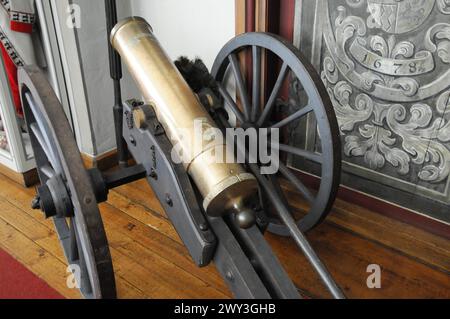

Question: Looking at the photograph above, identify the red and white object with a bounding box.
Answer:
[0,0,37,116]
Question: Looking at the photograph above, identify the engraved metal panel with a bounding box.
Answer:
[291,0,450,222]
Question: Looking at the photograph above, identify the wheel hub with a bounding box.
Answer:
[34,175,74,219]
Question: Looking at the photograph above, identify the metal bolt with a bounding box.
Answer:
[199,223,208,231]
[129,135,136,146]
[225,271,234,282]
[165,194,173,207]
[149,168,158,180]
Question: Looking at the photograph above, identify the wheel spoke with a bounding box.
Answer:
[74,222,93,295]
[271,104,313,129]
[271,143,323,164]
[229,53,251,121]
[218,83,246,124]
[257,62,289,127]
[211,32,341,235]
[53,217,70,241]
[40,164,56,179]
[267,173,291,212]
[248,163,344,299]
[69,218,79,262]
[30,123,57,166]
[251,46,261,123]
[278,163,314,204]
[26,92,63,175]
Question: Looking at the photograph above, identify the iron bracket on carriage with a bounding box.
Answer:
[18,4,343,299]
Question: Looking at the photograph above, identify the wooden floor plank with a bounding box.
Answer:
[0,171,449,299]
[107,190,182,244]
[107,231,228,299]
[0,217,79,299]
[0,193,223,298]
[281,181,450,274]
[266,224,450,298]
[112,181,166,218]
[0,194,147,298]
[98,202,231,296]
[109,180,450,299]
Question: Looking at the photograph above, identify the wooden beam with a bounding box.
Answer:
[235,0,246,35]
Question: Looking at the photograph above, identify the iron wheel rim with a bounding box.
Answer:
[211,32,341,233]
[19,65,116,299]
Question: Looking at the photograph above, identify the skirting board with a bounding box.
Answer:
[0,164,38,187]
[289,170,450,240]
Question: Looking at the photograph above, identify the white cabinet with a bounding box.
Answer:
[0,0,71,183]
[0,57,34,174]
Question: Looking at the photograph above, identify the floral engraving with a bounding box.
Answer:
[425,23,450,64]
[319,1,450,183]
[437,0,450,15]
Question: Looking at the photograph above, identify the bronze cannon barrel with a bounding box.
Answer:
[111,17,257,220]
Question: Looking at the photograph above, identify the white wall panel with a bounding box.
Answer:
[130,0,235,69]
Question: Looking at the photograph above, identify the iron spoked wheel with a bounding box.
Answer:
[211,32,341,234]
[19,66,116,299]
